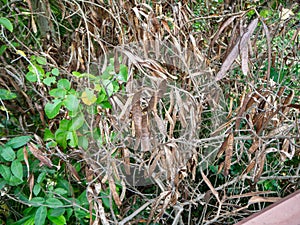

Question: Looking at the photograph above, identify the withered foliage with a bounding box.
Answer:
[1,0,299,224]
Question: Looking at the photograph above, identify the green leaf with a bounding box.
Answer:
[63,94,80,112]
[71,71,81,77]
[45,141,57,148]
[36,56,47,65]
[29,64,45,78]
[77,190,89,206]
[102,79,114,96]
[0,165,11,180]
[44,128,54,141]
[35,206,47,225]
[65,208,73,220]
[55,129,68,149]
[33,183,41,196]
[43,77,56,86]
[57,79,71,90]
[1,146,15,161]
[37,172,46,183]
[23,216,35,225]
[97,91,108,103]
[0,17,13,32]
[118,64,128,82]
[100,191,110,209]
[53,188,68,196]
[11,160,23,180]
[6,136,31,149]
[78,136,89,150]
[259,9,270,18]
[67,131,78,147]
[100,101,112,109]
[0,88,17,100]
[0,45,7,55]
[13,216,33,225]
[112,80,120,92]
[49,88,66,99]
[25,71,37,82]
[69,114,85,131]
[45,99,63,119]
[45,198,64,208]
[48,215,66,225]
[58,119,71,130]
[0,179,7,190]
[51,68,59,76]
[9,176,23,186]
[57,178,73,196]
[30,197,45,206]
[17,148,24,160]
[48,207,65,217]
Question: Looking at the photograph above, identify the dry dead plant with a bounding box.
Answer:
[1,0,299,224]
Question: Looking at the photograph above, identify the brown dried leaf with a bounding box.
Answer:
[120,179,126,202]
[216,18,259,81]
[223,133,234,176]
[248,196,281,205]
[161,19,171,34]
[241,42,249,75]
[248,139,260,154]
[141,112,150,152]
[254,112,265,133]
[149,152,160,177]
[122,148,131,175]
[67,163,81,182]
[109,177,122,207]
[287,104,300,110]
[245,159,256,174]
[85,166,94,183]
[277,86,286,97]
[267,124,293,138]
[227,97,234,119]
[217,161,224,174]
[153,113,167,136]
[27,142,53,168]
[282,90,294,110]
[114,50,120,74]
[236,92,252,130]
[148,79,166,113]
[257,110,278,134]
[187,153,198,180]
[211,118,236,136]
[210,16,238,48]
[23,146,30,179]
[217,132,234,159]
[28,173,34,200]
[245,91,263,112]
[261,20,271,81]
[254,153,265,183]
[201,169,220,202]
[148,191,171,224]
[215,41,239,81]
[227,191,276,200]
[280,139,295,161]
[175,89,187,128]
[132,99,142,149]
[280,139,290,161]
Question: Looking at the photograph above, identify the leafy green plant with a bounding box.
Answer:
[0,136,90,224]
[42,58,128,150]
[0,17,13,32]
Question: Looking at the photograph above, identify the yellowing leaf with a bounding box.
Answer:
[281,8,294,21]
[16,50,26,57]
[81,89,97,106]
